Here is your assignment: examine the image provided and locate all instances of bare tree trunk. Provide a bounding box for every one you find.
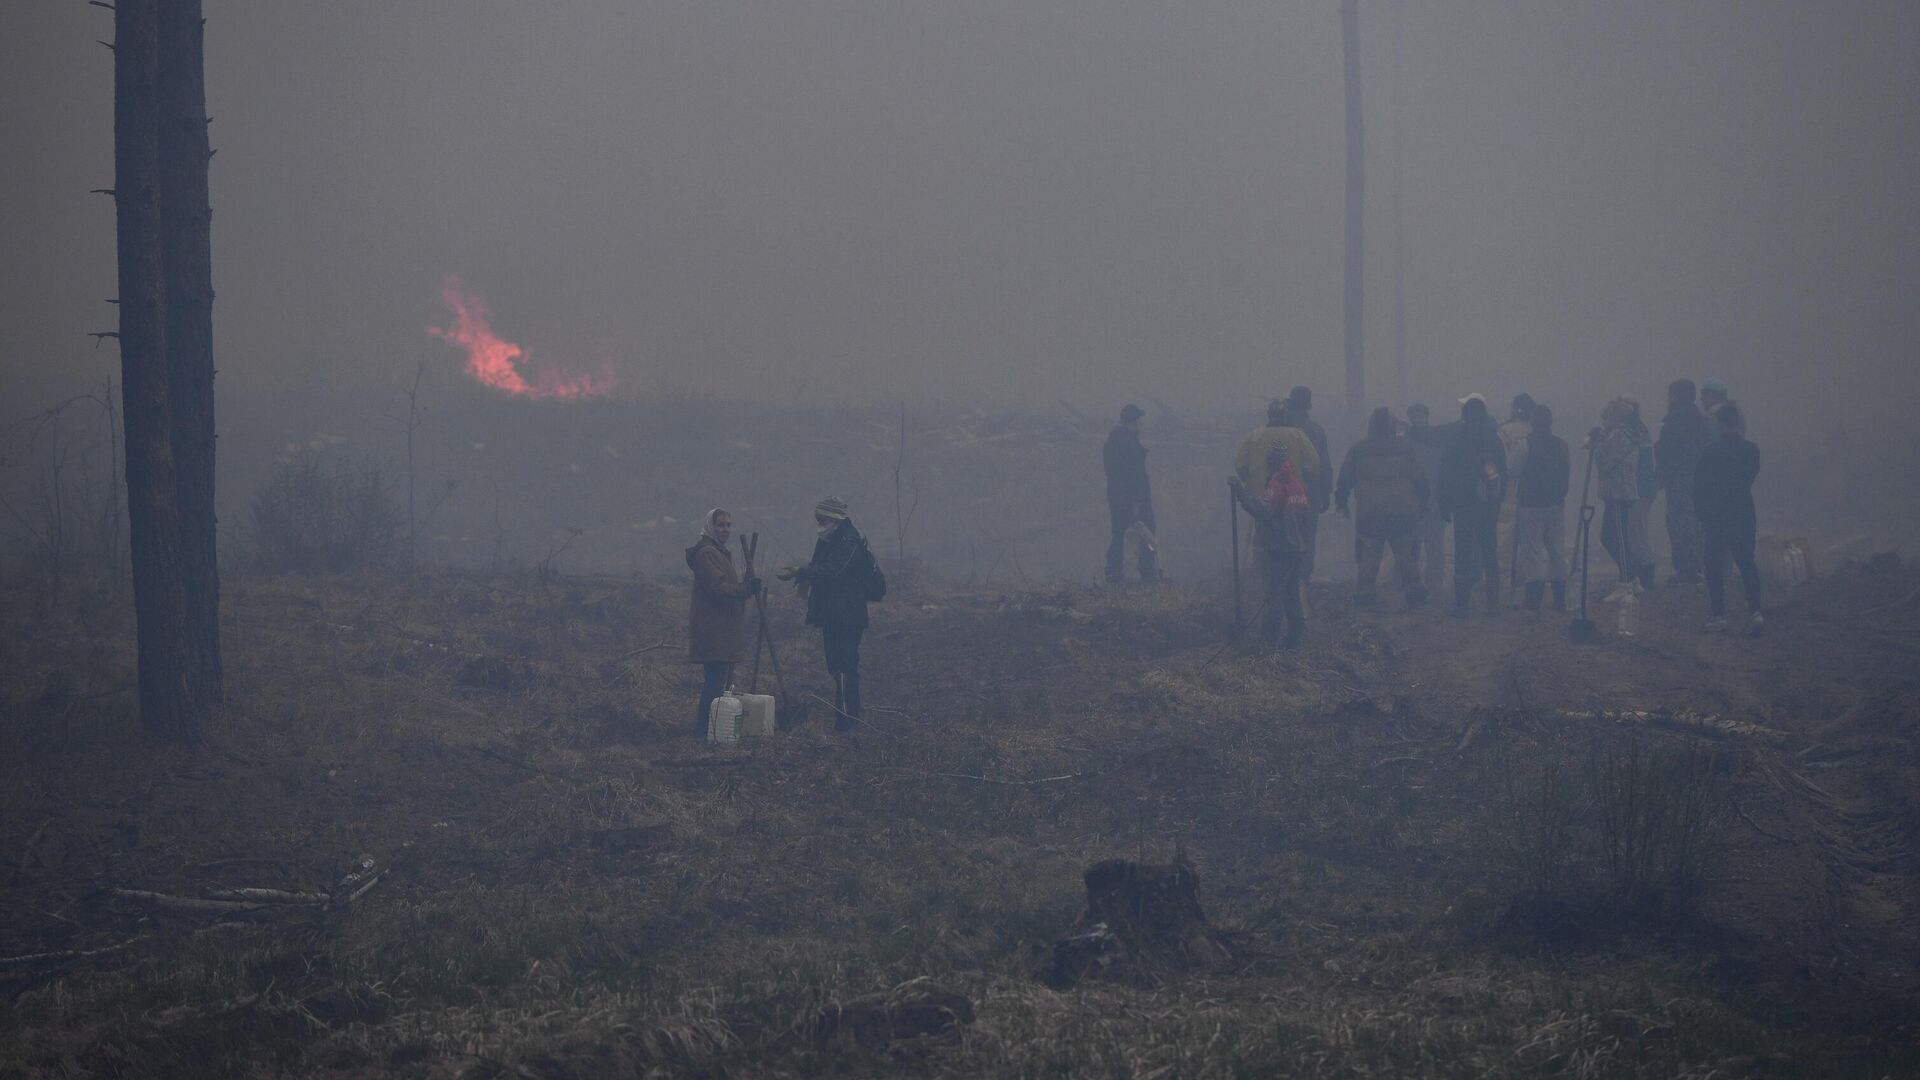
[1387,0,1408,407]
[1341,0,1366,433]
[115,0,197,740]
[157,0,222,707]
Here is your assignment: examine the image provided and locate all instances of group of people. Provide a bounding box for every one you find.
[685,496,879,736]
[1105,377,1767,650]
[677,380,1765,736]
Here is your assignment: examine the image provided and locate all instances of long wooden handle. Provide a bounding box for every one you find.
[1229,482,1243,629]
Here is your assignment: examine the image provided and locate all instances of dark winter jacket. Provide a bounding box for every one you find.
[1407,421,1452,504]
[1291,414,1334,513]
[1437,419,1507,519]
[1514,431,1571,508]
[1693,434,1760,534]
[686,536,751,663]
[1655,403,1712,492]
[1103,425,1152,514]
[1335,434,1429,538]
[796,521,874,631]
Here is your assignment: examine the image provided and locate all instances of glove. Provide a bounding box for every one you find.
[775,565,798,581]
[744,576,763,596]
[1227,475,1246,494]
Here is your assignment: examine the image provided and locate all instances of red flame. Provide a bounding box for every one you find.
[429,279,615,400]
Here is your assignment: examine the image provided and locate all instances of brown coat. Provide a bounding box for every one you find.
[686,536,750,663]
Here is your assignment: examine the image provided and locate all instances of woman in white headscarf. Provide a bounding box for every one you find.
[685,508,760,736]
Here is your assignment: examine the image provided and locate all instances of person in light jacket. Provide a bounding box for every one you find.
[686,508,760,736]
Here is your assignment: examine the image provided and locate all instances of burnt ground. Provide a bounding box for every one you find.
[2,555,1918,1077]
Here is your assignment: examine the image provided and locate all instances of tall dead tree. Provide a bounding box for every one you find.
[1387,0,1408,407]
[158,0,222,704]
[113,0,198,739]
[1341,0,1366,434]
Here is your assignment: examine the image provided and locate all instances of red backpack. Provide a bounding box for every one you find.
[1263,460,1310,512]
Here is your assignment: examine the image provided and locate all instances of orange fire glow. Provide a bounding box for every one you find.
[428,279,615,400]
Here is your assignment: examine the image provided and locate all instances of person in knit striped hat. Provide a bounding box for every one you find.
[778,496,880,728]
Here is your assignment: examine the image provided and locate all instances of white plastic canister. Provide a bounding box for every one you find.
[736,693,776,737]
[707,690,743,744]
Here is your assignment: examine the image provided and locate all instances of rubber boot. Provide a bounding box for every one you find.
[1523,581,1545,612]
[1551,581,1567,611]
[832,674,851,732]
[844,671,862,722]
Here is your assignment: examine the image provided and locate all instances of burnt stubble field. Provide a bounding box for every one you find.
[3,534,1918,1077]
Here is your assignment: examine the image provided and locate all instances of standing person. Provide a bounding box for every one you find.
[1700,378,1745,435]
[778,497,876,728]
[1496,393,1535,574]
[1229,442,1310,647]
[1627,399,1659,586]
[1592,397,1655,595]
[686,509,760,736]
[1406,403,1450,595]
[1510,406,1571,611]
[1281,386,1333,587]
[1235,398,1322,493]
[1656,379,1712,585]
[1694,406,1764,635]
[1335,407,1430,609]
[1438,394,1508,616]
[1103,404,1159,584]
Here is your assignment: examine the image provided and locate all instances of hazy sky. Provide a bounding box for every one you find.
[3,1,1916,416]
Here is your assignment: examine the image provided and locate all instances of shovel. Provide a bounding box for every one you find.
[1568,443,1599,644]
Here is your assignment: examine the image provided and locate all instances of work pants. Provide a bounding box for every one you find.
[1418,511,1447,592]
[696,661,733,737]
[1496,494,1519,583]
[1355,530,1423,602]
[1298,509,1322,583]
[1514,504,1568,584]
[1600,498,1650,580]
[1664,488,1703,579]
[1630,497,1656,577]
[1452,506,1500,593]
[1703,522,1762,617]
[1261,549,1305,647]
[823,625,864,720]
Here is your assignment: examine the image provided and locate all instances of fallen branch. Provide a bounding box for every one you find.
[340,868,387,905]
[805,693,890,734]
[1730,797,1797,846]
[191,856,289,874]
[0,939,140,969]
[110,889,268,915]
[618,639,677,660]
[204,888,329,905]
[1552,708,1788,746]
[18,817,51,871]
[928,771,1087,786]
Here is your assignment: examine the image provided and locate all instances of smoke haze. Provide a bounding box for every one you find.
[4,2,1915,416]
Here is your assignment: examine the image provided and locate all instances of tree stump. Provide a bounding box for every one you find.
[1049,854,1229,987]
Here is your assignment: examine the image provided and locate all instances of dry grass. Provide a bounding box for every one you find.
[2,563,1917,1077]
